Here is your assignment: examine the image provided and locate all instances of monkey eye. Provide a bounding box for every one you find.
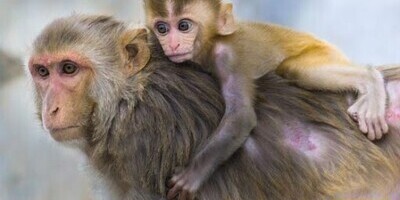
[61,61,78,75]
[155,22,169,35]
[178,19,193,32]
[34,65,49,77]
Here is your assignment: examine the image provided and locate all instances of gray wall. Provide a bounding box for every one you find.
[0,0,399,199]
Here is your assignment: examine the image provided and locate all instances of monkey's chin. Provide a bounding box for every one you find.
[49,126,85,142]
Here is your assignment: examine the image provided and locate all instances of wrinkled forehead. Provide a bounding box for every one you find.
[29,51,92,68]
[145,0,219,18]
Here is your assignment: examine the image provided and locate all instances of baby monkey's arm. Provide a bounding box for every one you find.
[276,45,388,140]
[167,44,257,200]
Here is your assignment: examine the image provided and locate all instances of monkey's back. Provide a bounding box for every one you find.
[197,69,399,199]
[98,56,400,199]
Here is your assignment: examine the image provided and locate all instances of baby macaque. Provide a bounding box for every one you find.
[144,0,388,199]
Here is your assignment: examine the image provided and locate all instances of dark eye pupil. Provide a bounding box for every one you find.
[179,23,189,30]
[37,66,49,77]
[39,68,46,74]
[179,21,190,31]
[63,63,76,74]
[157,24,167,34]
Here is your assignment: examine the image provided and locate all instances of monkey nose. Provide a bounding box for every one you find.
[170,43,180,51]
[42,106,61,130]
[50,107,60,116]
[47,107,60,117]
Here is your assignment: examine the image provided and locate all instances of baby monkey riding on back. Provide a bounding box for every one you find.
[144,0,388,199]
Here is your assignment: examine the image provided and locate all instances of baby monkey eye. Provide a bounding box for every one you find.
[35,65,49,77]
[61,61,78,75]
[155,22,169,35]
[178,19,192,32]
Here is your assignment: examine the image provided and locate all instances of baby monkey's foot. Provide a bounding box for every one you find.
[348,94,388,140]
[167,165,208,200]
[347,70,388,140]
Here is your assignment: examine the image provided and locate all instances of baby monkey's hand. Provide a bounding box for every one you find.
[348,68,388,140]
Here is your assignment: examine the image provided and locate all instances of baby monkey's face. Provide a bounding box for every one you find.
[151,16,199,63]
[145,0,221,63]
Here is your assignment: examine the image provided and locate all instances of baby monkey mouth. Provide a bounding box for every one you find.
[167,52,193,63]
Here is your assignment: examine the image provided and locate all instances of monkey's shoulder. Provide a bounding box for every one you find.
[225,21,333,62]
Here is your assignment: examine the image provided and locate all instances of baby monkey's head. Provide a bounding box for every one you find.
[144,0,236,63]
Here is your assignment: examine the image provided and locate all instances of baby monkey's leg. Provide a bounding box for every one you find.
[167,44,257,200]
[276,48,387,141]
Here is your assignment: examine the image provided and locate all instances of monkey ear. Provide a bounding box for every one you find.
[120,28,151,76]
[217,3,238,36]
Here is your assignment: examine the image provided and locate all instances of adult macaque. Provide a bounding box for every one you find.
[28,15,400,200]
[143,0,389,196]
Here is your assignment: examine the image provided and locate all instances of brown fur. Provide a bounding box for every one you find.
[143,0,220,17]
[144,3,389,196]
[29,15,400,200]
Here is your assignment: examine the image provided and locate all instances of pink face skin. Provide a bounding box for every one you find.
[28,52,93,142]
[152,18,199,63]
[150,3,202,63]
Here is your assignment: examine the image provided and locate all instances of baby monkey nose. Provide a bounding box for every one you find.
[170,43,180,51]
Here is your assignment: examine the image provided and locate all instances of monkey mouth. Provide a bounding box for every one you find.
[49,126,83,142]
[167,52,193,63]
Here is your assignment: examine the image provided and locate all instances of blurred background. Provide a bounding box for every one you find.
[0,0,399,199]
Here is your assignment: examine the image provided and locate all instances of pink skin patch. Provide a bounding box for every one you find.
[386,109,400,123]
[282,121,328,160]
[286,126,317,151]
[385,80,400,131]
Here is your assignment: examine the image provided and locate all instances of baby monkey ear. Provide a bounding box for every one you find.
[120,28,151,76]
[217,3,238,35]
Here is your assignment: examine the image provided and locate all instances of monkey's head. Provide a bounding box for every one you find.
[28,15,150,143]
[144,0,237,63]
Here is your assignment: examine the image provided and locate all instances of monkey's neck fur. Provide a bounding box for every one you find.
[84,38,223,196]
